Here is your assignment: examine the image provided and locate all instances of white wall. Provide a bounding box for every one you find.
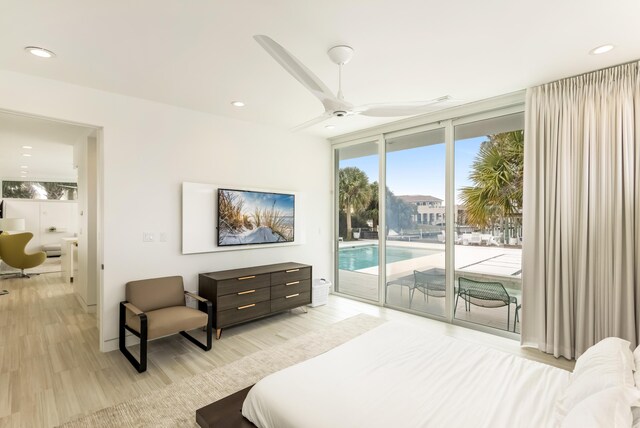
[0,70,332,352]
[3,199,78,251]
[73,134,98,310]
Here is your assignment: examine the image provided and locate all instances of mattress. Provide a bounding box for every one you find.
[242,321,570,428]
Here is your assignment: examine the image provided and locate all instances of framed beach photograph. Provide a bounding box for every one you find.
[217,188,295,247]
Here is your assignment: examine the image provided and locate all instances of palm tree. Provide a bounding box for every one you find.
[339,167,372,240]
[459,131,524,236]
[363,181,379,230]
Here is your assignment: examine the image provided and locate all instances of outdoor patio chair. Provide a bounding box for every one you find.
[455,276,518,331]
[413,269,446,304]
[470,232,482,245]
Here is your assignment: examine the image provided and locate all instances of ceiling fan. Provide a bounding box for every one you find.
[254,35,457,131]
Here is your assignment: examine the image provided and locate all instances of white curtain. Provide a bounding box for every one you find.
[522,61,640,359]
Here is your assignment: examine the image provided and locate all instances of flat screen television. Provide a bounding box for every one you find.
[217,188,295,247]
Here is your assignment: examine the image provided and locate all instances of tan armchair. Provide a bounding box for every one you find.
[0,232,46,278]
[119,276,213,373]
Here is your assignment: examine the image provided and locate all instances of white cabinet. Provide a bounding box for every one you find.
[4,200,78,252]
[61,238,78,283]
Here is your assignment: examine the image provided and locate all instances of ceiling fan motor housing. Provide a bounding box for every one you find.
[333,110,348,117]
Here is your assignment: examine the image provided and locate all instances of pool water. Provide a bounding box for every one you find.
[339,245,442,271]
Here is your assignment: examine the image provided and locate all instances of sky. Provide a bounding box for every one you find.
[339,136,486,204]
[224,190,294,216]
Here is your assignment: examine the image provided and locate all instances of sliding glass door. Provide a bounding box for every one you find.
[453,113,524,333]
[384,127,447,316]
[332,104,524,337]
[335,140,379,301]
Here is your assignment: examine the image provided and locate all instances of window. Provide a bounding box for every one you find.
[333,102,525,338]
[1,180,78,200]
[454,113,524,333]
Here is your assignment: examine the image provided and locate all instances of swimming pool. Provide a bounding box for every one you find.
[338,245,442,271]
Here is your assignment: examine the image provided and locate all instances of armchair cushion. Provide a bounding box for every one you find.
[127,306,208,339]
[126,276,186,312]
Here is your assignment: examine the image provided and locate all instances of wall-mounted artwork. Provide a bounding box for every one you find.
[217,189,294,246]
[182,182,303,254]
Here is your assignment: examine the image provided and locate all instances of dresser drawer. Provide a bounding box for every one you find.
[271,267,311,285]
[218,287,270,311]
[271,279,310,299]
[271,291,311,312]
[217,300,270,327]
[217,273,270,296]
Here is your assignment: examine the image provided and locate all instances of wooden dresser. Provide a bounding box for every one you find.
[198,262,311,339]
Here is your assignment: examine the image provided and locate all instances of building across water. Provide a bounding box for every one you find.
[397,194,467,226]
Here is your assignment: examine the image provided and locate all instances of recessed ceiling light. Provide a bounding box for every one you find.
[231,101,245,107]
[24,46,56,58]
[20,165,28,169]
[590,44,614,55]
[325,125,336,129]
[22,145,32,149]
[22,153,32,157]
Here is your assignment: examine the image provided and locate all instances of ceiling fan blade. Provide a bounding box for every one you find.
[290,112,333,132]
[354,96,459,117]
[254,35,347,111]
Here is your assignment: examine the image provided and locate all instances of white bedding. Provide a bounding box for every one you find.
[242,321,570,428]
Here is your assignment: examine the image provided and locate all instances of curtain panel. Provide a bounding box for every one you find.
[522,61,640,359]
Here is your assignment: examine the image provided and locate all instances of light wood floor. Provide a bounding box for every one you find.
[0,273,573,427]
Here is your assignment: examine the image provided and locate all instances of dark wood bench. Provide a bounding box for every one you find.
[196,386,257,428]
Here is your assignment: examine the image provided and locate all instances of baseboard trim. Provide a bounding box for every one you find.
[74,292,97,314]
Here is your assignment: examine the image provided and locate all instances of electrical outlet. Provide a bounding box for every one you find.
[143,232,155,242]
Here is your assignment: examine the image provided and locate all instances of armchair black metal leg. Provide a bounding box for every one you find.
[507,305,510,332]
[180,300,213,351]
[119,301,148,373]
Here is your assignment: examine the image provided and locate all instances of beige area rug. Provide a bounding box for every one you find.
[0,256,62,275]
[59,313,385,428]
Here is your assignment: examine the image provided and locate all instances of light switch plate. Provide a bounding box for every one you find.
[143,232,155,242]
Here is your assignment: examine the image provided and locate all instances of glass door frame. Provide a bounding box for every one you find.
[331,100,525,340]
[333,136,385,304]
[381,122,450,319]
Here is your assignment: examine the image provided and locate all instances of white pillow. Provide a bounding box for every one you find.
[633,344,640,386]
[557,337,635,419]
[573,337,635,380]
[632,345,640,428]
[562,386,640,428]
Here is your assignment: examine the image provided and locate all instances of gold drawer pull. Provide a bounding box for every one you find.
[238,289,256,295]
[285,281,300,286]
[285,269,299,273]
[237,275,256,281]
[285,293,300,299]
[237,304,256,310]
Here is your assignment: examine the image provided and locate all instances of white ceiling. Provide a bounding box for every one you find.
[0,112,92,181]
[1,0,639,138]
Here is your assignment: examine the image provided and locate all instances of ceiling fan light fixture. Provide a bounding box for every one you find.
[327,45,354,65]
[231,101,245,107]
[24,46,56,58]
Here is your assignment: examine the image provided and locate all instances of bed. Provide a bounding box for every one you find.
[241,321,571,428]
